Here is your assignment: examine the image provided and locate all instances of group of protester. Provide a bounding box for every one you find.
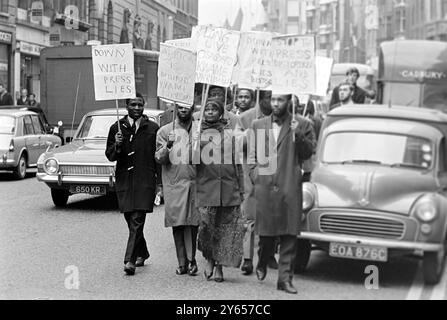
[105,67,368,295]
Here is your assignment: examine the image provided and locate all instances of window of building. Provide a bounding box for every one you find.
[443,0,447,19]
[107,1,113,44]
[0,0,8,13]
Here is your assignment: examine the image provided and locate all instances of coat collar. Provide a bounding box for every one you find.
[119,115,150,131]
[268,113,291,147]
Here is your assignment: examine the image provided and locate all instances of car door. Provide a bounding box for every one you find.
[23,115,40,165]
[32,114,60,152]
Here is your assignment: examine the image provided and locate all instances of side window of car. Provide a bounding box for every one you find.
[23,116,35,135]
[440,138,446,173]
[31,115,45,134]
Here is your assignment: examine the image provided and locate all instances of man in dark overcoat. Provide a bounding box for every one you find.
[106,93,161,275]
[249,93,315,294]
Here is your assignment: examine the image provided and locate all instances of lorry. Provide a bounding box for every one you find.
[40,45,167,141]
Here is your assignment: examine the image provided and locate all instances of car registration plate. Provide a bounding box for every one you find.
[329,243,388,262]
[69,185,106,195]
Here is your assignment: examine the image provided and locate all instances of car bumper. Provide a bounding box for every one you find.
[36,172,115,186]
[298,232,443,252]
[0,158,17,169]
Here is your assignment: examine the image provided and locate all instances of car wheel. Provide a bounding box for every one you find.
[13,154,27,180]
[51,189,70,207]
[423,236,447,285]
[294,239,312,274]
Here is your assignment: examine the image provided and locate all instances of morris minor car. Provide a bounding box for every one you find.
[297,105,447,284]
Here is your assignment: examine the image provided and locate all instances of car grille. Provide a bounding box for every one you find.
[319,214,405,240]
[59,165,114,176]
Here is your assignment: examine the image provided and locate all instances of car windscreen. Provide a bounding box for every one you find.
[76,115,118,139]
[322,132,434,170]
[382,83,422,107]
[0,116,15,134]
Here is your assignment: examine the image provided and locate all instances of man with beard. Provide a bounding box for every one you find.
[329,67,368,108]
[249,94,315,294]
[106,93,161,276]
[330,81,354,110]
[156,105,200,276]
[234,90,278,276]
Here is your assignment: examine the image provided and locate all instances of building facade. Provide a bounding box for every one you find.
[0,0,198,103]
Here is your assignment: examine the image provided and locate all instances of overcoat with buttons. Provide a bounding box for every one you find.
[106,115,161,213]
[248,113,315,236]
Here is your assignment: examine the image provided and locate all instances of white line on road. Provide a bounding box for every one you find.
[429,263,447,300]
[406,262,424,300]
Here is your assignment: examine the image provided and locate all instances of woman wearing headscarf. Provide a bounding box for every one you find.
[193,97,245,283]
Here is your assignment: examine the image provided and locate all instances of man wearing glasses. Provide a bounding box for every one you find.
[106,93,162,276]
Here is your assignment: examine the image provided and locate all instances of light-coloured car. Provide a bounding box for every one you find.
[37,108,164,207]
[0,109,62,179]
[297,105,447,284]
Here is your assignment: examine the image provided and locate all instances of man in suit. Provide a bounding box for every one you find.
[0,83,14,106]
[106,93,161,276]
[329,67,367,108]
[17,89,29,106]
[249,93,315,294]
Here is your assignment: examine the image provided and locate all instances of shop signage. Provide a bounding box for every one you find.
[0,32,12,44]
[19,42,44,56]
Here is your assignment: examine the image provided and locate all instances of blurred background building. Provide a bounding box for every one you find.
[0,0,198,104]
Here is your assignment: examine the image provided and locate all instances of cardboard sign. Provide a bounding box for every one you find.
[271,35,316,95]
[92,43,136,101]
[236,32,273,90]
[165,38,195,52]
[315,56,334,97]
[157,43,197,106]
[195,26,240,87]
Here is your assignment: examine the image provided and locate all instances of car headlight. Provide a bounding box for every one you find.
[414,197,438,222]
[302,183,316,212]
[44,158,59,175]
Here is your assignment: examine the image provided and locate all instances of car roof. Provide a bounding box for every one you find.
[0,109,37,117]
[327,105,447,124]
[84,108,165,117]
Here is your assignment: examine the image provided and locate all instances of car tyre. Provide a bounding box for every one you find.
[294,239,312,274]
[51,188,69,207]
[423,236,447,285]
[13,154,27,180]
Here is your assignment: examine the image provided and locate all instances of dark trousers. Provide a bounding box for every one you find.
[258,235,297,283]
[124,211,150,264]
[172,226,198,267]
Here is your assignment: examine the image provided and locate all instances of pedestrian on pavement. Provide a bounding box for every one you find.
[27,93,41,109]
[329,67,367,108]
[194,97,245,283]
[156,104,200,276]
[105,93,161,276]
[17,88,29,106]
[330,81,355,110]
[0,83,14,106]
[249,93,315,294]
[234,89,278,276]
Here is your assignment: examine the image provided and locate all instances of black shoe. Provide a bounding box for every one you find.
[124,262,136,275]
[135,257,147,267]
[187,260,198,276]
[277,281,298,294]
[256,265,267,281]
[268,256,278,270]
[214,265,224,283]
[176,266,188,275]
[241,259,254,275]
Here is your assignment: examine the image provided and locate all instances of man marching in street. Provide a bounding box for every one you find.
[106,93,161,276]
[248,93,315,294]
[156,104,200,276]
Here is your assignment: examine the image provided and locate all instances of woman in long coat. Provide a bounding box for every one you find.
[194,98,245,283]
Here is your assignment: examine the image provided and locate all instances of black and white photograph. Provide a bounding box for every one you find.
[0,0,447,305]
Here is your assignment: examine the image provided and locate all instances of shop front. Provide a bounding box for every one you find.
[0,31,12,91]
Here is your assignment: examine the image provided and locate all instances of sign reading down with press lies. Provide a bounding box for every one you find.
[157,43,197,106]
[92,43,136,101]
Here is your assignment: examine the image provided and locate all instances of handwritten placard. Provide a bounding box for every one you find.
[195,26,240,87]
[271,35,315,95]
[92,43,136,101]
[236,32,273,90]
[315,56,334,97]
[157,43,197,106]
[165,38,195,52]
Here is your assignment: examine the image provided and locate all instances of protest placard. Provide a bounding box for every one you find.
[236,32,273,90]
[315,56,334,97]
[165,38,194,52]
[271,35,316,95]
[195,26,240,87]
[91,43,136,101]
[157,43,197,106]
